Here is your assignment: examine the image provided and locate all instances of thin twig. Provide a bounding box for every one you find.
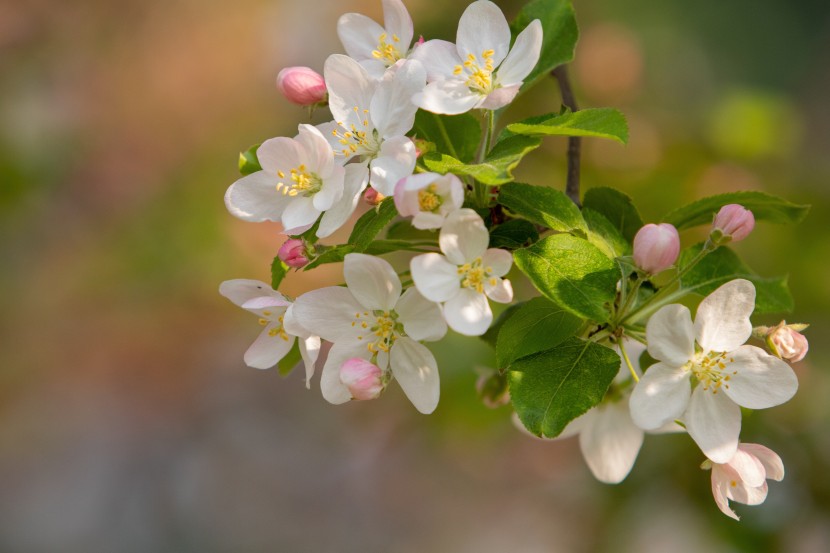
[552,65,581,207]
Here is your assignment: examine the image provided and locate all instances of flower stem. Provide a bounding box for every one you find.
[473,110,496,208]
[618,339,640,382]
[432,112,459,160]
[552,65,581,207]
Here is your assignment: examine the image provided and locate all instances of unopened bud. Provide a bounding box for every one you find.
[632,223,680,274]
[276,66,327,106]
[278,238,309,268]
[711,204,755,245]
[340,358,384,400]
[765,322,809,363]
[363,187,384,206]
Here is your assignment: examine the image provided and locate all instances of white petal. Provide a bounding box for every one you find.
[723,345,798,409]
[412,212,445,230]
[481,248,513,276]
[440,208,489,264]
[629,362,691,430]
[410,253,461,303]
[412,79,482,115]
[243,325,295,369]
[646,304,695,366]
[324,54,376,126]
[312,164,345,212]
[296,124,334,178]
[394,172,437,216]
[219,279,284,309]
[555,410,591,440]
[240,296,290,310]
[299,335,322,389]
[317,163,369,238]
[256,137,302,175]
[496,19,543,86]
[390,337,440,414]
[321,341,370,405]
[281,196,320,235]
[686,385,741,464]
[369,135,417,196]
[224,171,289,222]
[484,277,513,304]
[382,0,413,51]
[292,287,365,342]
[410,39,462,81]
[579,399,645,484]
[337,13,386,61]
[730,481,768,506]
[477,84,521,110]
[740,443,785,481]
[344,253,402,311]
[456,0,511,66]
[371,59,425,137]
[711,466,741,520]
[396,287,447,342]
[726,448,767,488]
[696,279,755,353]
[443,287,492,336]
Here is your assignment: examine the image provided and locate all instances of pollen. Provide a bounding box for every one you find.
[457,256,494,294]
[417,184,442,212]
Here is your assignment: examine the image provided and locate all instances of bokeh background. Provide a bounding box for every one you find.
[2,0,829,551]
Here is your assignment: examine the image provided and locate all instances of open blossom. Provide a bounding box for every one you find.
[411,209,513,336]
[703,443,785,520]
[219,279,321,387]
[411,0,542,114]
[319,54,425,196]
[338,0,415,79]
[224,124,367,238]
[293,253,447,414]
[630,279,798,463]
[394,172,464,229]
[633,223,680,274]
[276,66,327,106]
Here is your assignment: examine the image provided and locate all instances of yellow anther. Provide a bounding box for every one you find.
[258,318,268,326]
[263,311,272,316]
[453,66,463,75]
[277,171,285,178]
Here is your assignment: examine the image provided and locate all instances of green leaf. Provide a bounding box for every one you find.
[270,257,289,290]
[582,187,644,242]
[413,110,481,163]
[481,302,525,349]
[496,297,583,368]
[509,337,620,437]
[422,135,541,185]
[514,234,618,322]
[511,0,578,91]
[679,244,794,314]
[583,208,632,259]
[348,198,398,251]
[277,341,302,377]
[498,182,587,233]
[505,109,629,144]
[386,220,437,241]
[488,219,540,250]
[662,191,810,230]
[238,144,262,175]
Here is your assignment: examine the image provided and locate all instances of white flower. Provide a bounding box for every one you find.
[703,442,785,520]
[411,0,542,114]
[225,124,367,238]
[319,54,425,197]
[219,279,321,387]
[338,0,415,79]
[292,253,447,414]
[393,172,464,229]
[630,279,798,463]
[410,208,513,336]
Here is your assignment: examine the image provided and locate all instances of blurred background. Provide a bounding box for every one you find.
[1,0,829,551]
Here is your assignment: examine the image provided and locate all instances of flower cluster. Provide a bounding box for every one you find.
[220,0,810,522]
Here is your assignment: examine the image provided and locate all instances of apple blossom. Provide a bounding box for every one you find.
[410,209,513,336]
[702,442,785,520]
[225,124,369,238]
[276,66,327,106]
[219,279,321,387]
[292,253,447,414]
[318,54,425,196]
[394,172,464,229]
[338,0,415,79]
[629,279,798,463]
[633,223,680,274]
[340,358,385,400]
[711,204,755,244]
[764,322,809,363]
[278,238,310,269]
[411,0,542,114]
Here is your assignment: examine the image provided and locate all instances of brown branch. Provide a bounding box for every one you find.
[551,65,582,207]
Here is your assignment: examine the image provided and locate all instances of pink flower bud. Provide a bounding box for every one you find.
[767,323,809,363]
[276,66,327,106]
[278,238,309,268]
[712,204,755,244]
[363,187,384,206]
[340,358,384,400]
[633,223,680,274]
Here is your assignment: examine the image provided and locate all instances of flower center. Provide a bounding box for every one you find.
[457,257,496,294]
[258,313,289,341]
[691,351,737,393]
[453,50,496,94]
[371,33,403,65]
[331,107,380,159]
[417,184,442,212]
[352,310,405,354]
[276,165,322,197]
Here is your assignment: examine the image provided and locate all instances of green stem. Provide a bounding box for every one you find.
[618,339,640,382]
[613,276,644,325]
[432,112,459,159]
[472,110,497,208]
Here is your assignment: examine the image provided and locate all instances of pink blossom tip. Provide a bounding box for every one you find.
[276,66,327,106]
[363,187,384,206]
[767,322,809,363]
[340,358,385,400]
[278,238,309,268]
[712,204,755,244]
[633,223,680,274]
